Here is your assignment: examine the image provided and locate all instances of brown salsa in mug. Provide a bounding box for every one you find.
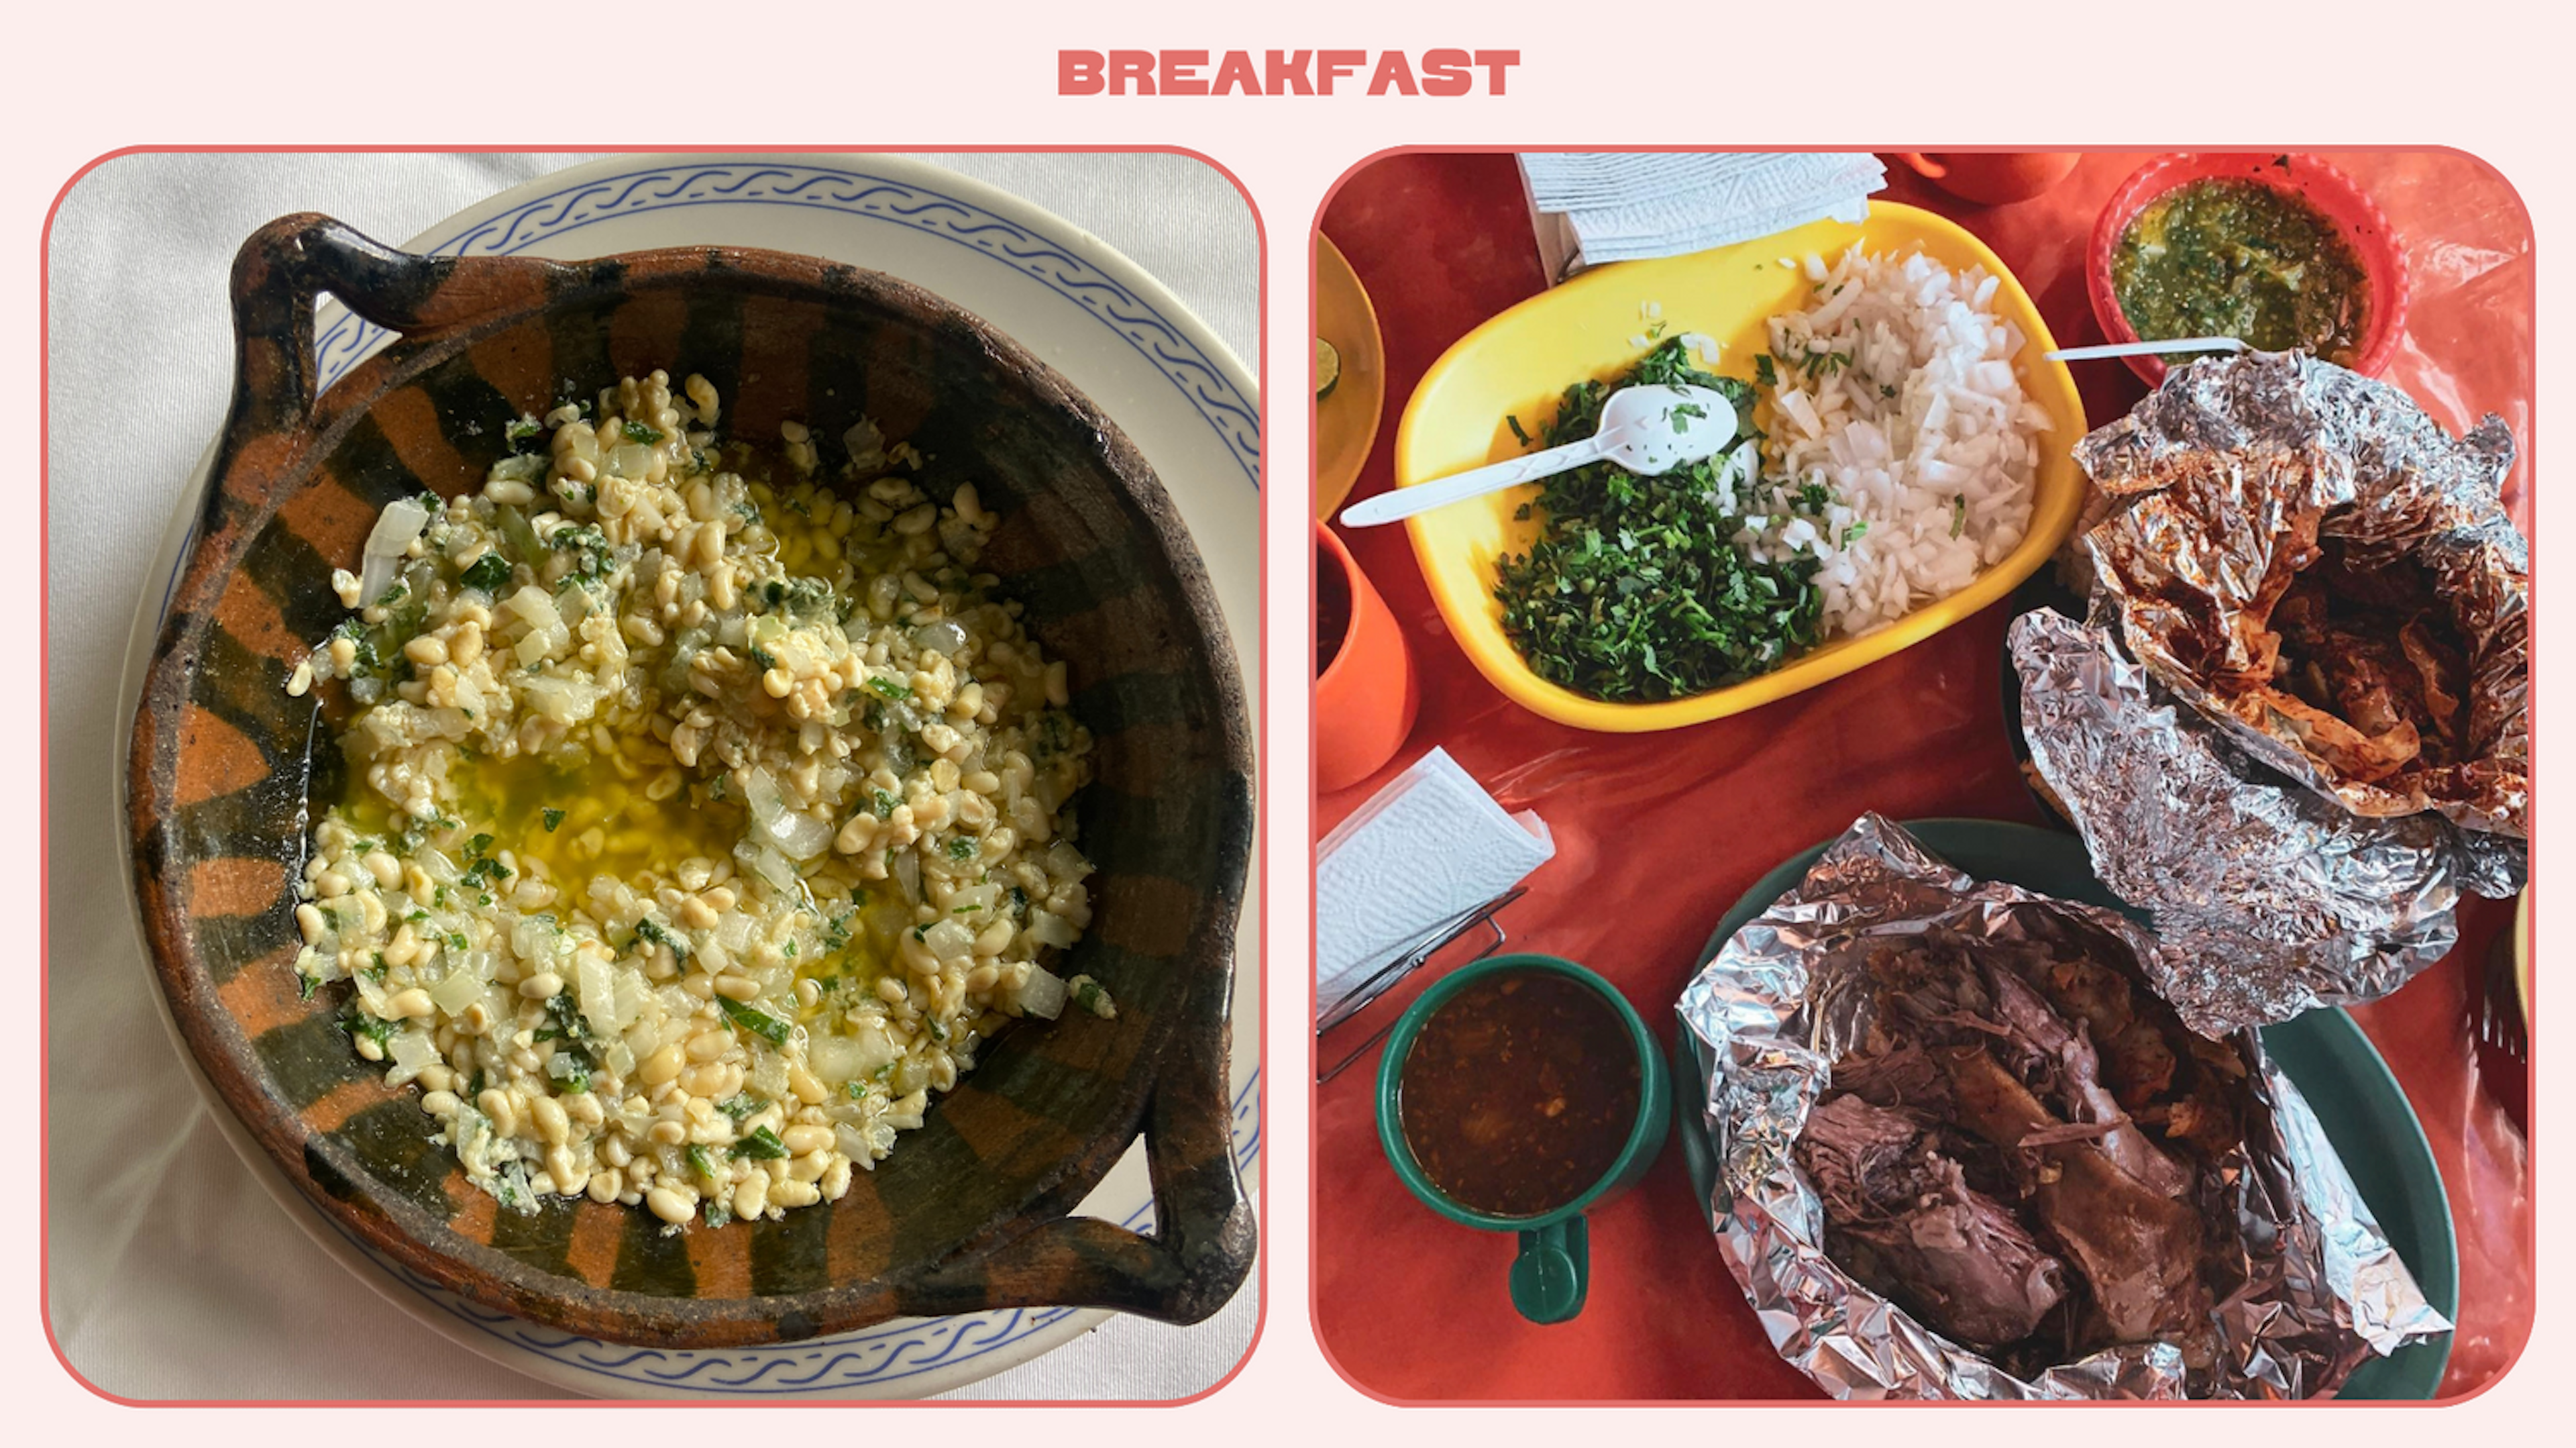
[1395,969,1643,1217]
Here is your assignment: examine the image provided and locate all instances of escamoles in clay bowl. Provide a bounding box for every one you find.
[125,215,1255,1347]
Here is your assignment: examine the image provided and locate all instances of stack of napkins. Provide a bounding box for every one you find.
[1519,152,1888,278]
[1315,749,1554,1023]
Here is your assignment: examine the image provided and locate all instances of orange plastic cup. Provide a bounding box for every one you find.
[1316,519,1418,794]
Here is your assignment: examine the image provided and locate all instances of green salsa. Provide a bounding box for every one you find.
[2111,178,2368,364]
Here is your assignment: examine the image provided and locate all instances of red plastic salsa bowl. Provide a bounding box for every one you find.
[2087,153,2408,387]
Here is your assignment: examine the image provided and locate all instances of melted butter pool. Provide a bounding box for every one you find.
[443,749,745,890]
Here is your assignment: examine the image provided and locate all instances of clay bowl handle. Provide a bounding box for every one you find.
[224,212,566,437]
[916,1005,1256,1323]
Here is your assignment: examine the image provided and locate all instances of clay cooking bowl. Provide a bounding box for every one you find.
[125,215,1256,1347]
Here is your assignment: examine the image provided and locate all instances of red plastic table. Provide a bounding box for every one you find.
[1312,150,2532,1402]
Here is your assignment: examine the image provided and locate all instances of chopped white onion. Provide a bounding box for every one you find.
[922,919,977,962]
[734,839,800,893]
[359,498,431,606]
[912,619,969,658]
[386,1029,441,1086]
[747,770,830,859]
[1044,840,1093,882]
[612,972,649,1037]
[1028,909,1079,950]
[577,953,620,1035]
[843,419,886,473]
[864,899,912,948]
[426,968,485,1015]
[1012,966,1069,1019]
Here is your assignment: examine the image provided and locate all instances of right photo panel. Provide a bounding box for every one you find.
[1310,150,2530,1402]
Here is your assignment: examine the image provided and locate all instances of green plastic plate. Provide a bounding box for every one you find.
[1672,817,2457,1400]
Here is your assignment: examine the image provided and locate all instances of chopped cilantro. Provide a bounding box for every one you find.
[542,807,566,832]
[1491,338,1817,703]
[623,420,664,444]
[865,676,912,701]
[717,996,790,1047]
[547,523,614,584]
[729,1126,789,1161]
[765,576,837,619]
[635,917,690,959]
[339,1004,396,1054]
[946,837,976,861]
[1071,976,1116,1019]
[459,553,513,592]
[533,992,598,1051]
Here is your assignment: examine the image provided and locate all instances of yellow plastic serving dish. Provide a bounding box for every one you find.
[1393,202,2086,733]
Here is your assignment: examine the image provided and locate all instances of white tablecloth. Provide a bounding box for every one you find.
[44,151,1258,1402]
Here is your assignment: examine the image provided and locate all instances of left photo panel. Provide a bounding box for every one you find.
[50,150,1263,1401]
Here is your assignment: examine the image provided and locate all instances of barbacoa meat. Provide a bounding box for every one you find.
[1796,927,2250,1365]
[1801,1094,2070,1350]
[2264,544,2473,782]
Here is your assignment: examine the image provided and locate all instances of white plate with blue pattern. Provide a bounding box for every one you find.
[117,153,1261,1398]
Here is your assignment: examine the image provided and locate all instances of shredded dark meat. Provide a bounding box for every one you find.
[1797,927,2253,1367]
[2096,446,2489,799]
[2258,542,2471,782]
[1802,1094,2070,1350]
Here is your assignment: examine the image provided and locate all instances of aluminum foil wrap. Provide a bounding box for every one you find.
[2012,352,2527,1033]
[1677,815,2449,1401]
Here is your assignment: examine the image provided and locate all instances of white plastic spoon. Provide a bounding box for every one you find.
[2044,335,2249,362]
[1338,383,1739,528]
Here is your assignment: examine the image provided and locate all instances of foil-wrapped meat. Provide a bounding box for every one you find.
[1799,927,2249,1367]
[2071,352,2525,842]
[1682,814,2451,1400]
[2011,353,2525,1033]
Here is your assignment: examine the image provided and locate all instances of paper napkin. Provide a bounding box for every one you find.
[1518,152,1888,278]
[1315,748,1554,1021]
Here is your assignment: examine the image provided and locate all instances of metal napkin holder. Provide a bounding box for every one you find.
[1314,888,1525,1083]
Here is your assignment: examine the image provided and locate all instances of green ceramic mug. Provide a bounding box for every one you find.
[1374,953,1672,1325]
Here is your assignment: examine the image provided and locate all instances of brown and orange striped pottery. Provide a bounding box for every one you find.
[126,214,1256,1347]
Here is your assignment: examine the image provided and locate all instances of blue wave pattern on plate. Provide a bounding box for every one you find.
[327,1076,1262,1394]
[307,163,1260,487]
